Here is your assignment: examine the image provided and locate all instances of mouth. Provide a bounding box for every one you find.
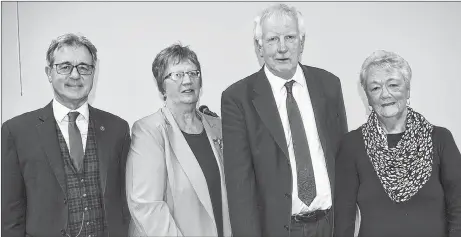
[276,58,290,63]
[65,84,83,88]
[181,89,195,93]
[381,102,396,107]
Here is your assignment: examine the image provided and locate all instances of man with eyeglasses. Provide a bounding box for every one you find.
[2,33,130,237]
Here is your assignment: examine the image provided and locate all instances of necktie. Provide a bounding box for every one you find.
[68,112,84,171]
[285,80,316,206]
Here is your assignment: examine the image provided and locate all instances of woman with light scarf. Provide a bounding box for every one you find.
[334,50,461,237]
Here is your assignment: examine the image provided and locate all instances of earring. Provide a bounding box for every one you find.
[406,99,410,106]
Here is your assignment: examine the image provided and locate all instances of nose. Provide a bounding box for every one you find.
[380,85,392,99]
[69,66,81,79]
[277,38,288,53]
[181,73,192,85]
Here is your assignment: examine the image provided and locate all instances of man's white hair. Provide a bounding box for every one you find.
[253,3,306,46]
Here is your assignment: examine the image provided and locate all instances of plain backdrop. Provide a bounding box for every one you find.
[2,2,461,146]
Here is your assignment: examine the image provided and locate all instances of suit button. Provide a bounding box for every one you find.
[284,193,291,199]
[61,229,66,236]
[284,225,289,231]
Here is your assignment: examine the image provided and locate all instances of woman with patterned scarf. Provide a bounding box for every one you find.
[334,50,461,237]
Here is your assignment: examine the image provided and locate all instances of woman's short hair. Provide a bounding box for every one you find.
[152,43,202,97]
[360,50,412,89]
[46,33,97,67]
[253,3,306,46]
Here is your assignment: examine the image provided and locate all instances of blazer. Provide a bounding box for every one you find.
[126,107,232,237]
[1,101,131,237]
[221,64,348,237]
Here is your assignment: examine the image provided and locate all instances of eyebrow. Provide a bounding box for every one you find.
[368,78,403,86]
[55,61,92,66]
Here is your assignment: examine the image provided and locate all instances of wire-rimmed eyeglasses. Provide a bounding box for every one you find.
[164,70,201,81]
[53,63,95,75]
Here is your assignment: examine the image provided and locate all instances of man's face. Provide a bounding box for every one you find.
[258,15,304,80]
[45,45,95,109]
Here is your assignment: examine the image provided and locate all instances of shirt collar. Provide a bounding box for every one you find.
[265,63,305,94]
[52,98,89,122]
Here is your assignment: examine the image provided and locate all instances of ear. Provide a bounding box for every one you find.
[254,39,263,57]
[45,66,52,82]
[300,35,305,53]
[199,85,203,98]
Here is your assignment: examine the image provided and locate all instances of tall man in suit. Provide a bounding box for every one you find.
[221,4,348,237]
[2,33,131,237]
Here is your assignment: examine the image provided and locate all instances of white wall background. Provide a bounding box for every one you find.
[2,2,461,145]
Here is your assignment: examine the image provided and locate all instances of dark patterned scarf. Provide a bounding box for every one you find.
[362,107,434,203]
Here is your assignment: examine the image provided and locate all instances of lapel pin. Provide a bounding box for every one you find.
[100,126,105,131]
[213,137,223,150]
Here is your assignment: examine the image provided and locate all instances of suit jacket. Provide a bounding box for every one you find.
[221,64,348,237]
[126,107,232,237]
[1,101,131,237]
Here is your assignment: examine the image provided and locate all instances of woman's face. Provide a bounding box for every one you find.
[365,67,410,119]
[163,60,201,106]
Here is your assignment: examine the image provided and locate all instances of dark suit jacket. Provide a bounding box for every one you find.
[1,102,131,237]
[221,64,348,237]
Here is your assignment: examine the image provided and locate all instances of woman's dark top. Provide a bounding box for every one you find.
[182,129,223,237]
[335,126,461,237]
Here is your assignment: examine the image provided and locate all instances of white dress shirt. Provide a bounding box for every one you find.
[265,65,332,214]
[52,99,89,152]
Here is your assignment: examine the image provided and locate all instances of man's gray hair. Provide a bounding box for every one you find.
[360,50,412,89]
[253,3,306,46]
[46,33,98,67]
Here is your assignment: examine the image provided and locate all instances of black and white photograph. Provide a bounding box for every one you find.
[2,2,461,237]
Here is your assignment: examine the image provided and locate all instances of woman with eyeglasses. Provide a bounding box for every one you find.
[125,43,231,237]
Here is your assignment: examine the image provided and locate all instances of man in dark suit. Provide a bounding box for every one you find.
[221,4,348,237]
[2,33,130,237]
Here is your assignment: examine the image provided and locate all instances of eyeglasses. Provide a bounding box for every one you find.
[53,63,95,75]
[164,70,201,81]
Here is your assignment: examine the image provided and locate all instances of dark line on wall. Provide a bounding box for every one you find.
[16,2,23,96]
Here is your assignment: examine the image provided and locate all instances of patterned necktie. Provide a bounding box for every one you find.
[285,80,316,206]
[68,111,84,171]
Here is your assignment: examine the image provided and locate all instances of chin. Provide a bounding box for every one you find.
[62,92,84,100]
[276,64,295,71]
[378,108,405,118]
[180,99,198,105]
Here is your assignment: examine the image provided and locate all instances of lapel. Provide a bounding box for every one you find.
[89,105,110,195]
[36,102,67,193]
[301,65,328,157]
[301,64,334,184]
[161,107,215,225]
[200,113,223,170]
[251,67,289,159]
[201,114,232,236]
